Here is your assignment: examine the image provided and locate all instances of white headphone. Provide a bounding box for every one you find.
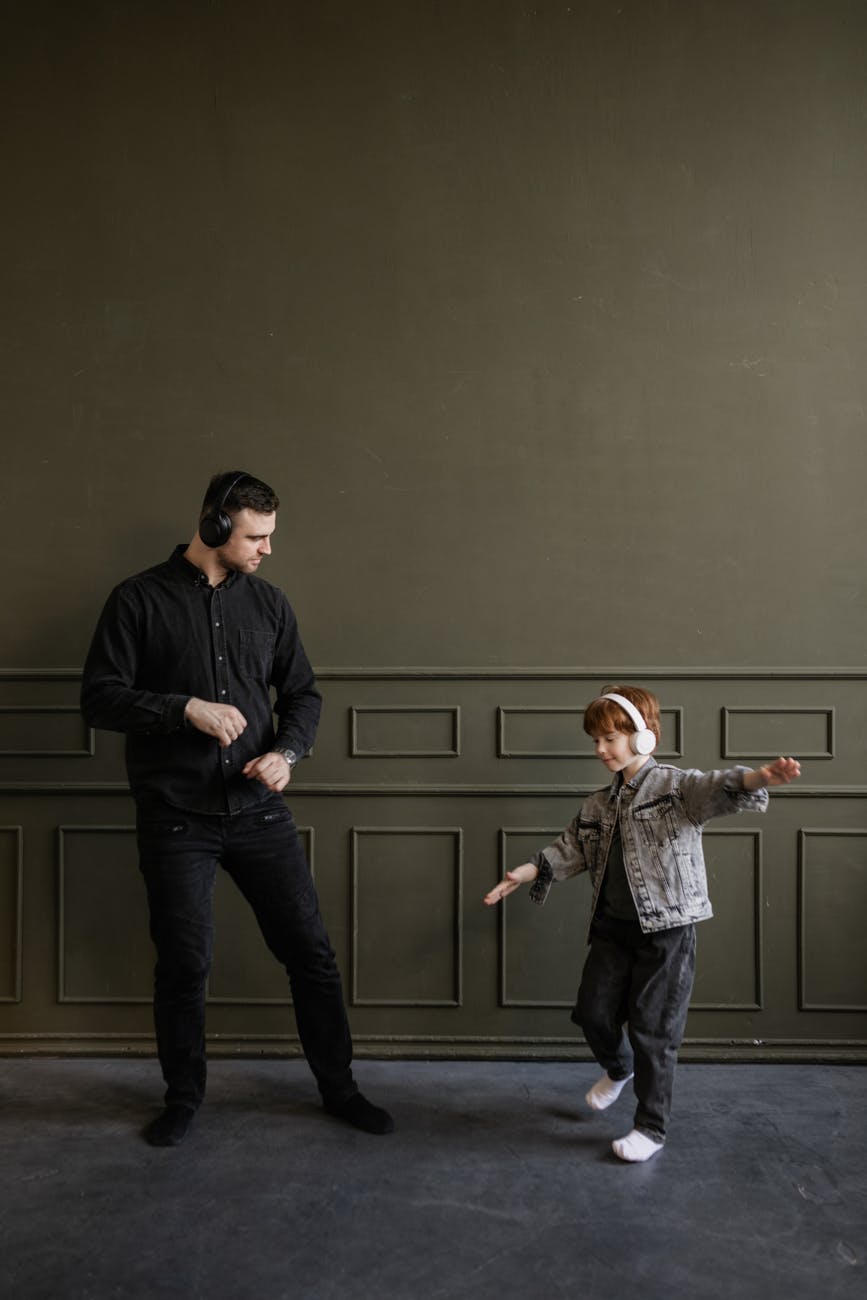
[601,693,657,755]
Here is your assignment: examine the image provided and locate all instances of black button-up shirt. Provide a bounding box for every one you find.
[81,545,322,815]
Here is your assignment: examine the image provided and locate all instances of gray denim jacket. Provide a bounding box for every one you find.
[529,758,769,934]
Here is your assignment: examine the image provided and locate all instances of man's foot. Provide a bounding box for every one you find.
[585,1071,634,1111]
[325,1092,394,1135]
[612,1129,664,1162]
[143,1105,196,1147]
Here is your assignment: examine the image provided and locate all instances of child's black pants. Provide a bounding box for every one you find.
[572,915,696,1141]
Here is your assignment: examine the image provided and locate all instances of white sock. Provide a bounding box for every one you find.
[612,1129,664,1162]
[585,1072,634,1111]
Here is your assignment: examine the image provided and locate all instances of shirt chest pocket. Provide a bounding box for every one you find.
[630,793,682,849]
[239,629,276,679]
[576,818,603,869]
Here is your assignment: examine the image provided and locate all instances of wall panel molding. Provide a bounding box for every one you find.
[0,827,23,1003]
[721,706,835,761]
[4,783,865,799]
[4,667,867,681]
[497,706,684,759]
[497,826,764,1012]
[0,1033,863,1063]
[0,706,94,758]
[691,829,763,1011]
[57,825,149,1004]
[0,668,864,1060]
[798,829,867,1012]
[350,705,461,757]
[316,669,867,680]
[497,827,574,1008]
[351,826,463,1007]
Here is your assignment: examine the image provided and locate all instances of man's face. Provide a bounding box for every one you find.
[217,508,276,574]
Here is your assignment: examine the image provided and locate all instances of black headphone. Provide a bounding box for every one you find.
[198,471,252,548]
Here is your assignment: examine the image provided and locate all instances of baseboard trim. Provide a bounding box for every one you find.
[0,1034,863,1064]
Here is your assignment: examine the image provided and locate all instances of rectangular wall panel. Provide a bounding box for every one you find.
[58,826,152,1003]
[722,707,835,760]
[499,828,590,1007]
[498,707,683,759]
[0,827,23,1002]
[351,827,462,1005]
[799,830,867,1011]
[351,706,460,757]
[0,706,93,757]
[691,830,762,1010]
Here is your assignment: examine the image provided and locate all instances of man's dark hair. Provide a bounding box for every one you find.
[199,471,280,522]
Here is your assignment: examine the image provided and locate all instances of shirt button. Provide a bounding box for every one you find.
[215,621,221,627]
[221,690,227,696]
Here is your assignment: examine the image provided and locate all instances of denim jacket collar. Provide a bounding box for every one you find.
[607,755,658,803]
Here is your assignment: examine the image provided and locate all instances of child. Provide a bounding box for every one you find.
[484,684,800,1162]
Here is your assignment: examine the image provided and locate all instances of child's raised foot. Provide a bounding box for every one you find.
[585,1071,634,1111]
[612,1129,664,1162]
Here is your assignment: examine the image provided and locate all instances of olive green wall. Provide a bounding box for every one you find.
[2,1,865,1059]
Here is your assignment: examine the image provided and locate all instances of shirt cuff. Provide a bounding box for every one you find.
[528,853,554,906]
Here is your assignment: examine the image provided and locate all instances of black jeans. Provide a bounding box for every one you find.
[136,798,357,1111]
[571,915,696,1141]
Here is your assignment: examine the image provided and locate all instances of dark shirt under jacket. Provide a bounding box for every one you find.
[81,545,322,816]
[532,765,649,924]
[593,816,640,922]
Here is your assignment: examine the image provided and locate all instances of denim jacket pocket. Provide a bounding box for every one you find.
[630,794,701,905]
[631,793,680,849]
[576,818,603,874]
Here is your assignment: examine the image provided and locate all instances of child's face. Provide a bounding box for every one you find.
[591,729,648,780]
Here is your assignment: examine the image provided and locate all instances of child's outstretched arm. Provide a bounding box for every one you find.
[742,756,801,791]
[483,862,539,906]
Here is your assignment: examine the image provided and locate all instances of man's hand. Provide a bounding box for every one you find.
[184,698,248,748]
[243,752,293,793]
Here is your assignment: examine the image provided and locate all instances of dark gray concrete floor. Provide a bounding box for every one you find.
[0,1059,864,1299]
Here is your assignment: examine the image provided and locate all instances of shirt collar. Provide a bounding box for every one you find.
[168,544,239,589]
[608,755,657,800]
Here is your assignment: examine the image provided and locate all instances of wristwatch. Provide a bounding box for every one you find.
[274,748,299,769]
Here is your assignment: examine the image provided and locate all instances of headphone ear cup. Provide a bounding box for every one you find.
[632,729,656,756]
[199,511,231,548]
[199,471,251,548]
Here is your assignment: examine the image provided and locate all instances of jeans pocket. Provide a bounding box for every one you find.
[255,806,292,829]
[136,819,189,852]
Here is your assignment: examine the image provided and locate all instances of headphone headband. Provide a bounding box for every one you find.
[600,693,657,756]
[212,471,250,514]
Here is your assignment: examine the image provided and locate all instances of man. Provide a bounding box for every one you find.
[81,470,393,1146]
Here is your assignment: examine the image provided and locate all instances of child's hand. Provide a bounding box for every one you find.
[757,756,801,787]
[483,862,539,906]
